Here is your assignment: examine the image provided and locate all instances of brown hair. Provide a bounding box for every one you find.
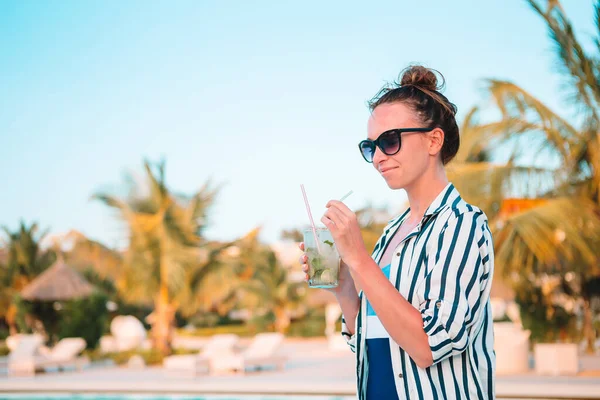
[368,65,460,164]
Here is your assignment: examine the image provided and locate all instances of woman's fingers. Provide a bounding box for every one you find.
[297,242,309,282]
[324,205,347,226]
[326,200,354,217]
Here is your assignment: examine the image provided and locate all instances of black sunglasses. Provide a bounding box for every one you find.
[358,127,435,163]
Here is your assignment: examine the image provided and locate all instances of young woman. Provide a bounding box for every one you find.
[300,65,496,399]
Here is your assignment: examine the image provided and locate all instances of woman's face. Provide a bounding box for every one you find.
[366,102,433,190]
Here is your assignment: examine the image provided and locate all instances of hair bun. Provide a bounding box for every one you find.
[400,65,444,92]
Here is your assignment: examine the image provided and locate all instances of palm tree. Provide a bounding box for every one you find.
[236,228,306,333]
[93,160,229,355]
[449,0,600,352]
[0,221,56,334]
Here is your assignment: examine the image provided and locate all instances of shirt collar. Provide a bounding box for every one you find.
[424,182,459,217]
[382,183,460,232]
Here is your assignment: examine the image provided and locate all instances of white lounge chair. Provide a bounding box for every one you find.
[9,337,89,376]
[163,333,240,376]
[222,332,287,374]
[7,334,44,376]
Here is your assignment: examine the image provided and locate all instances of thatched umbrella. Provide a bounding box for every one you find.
[21,258,95,301]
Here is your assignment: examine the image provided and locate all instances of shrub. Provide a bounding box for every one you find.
[176,324,255,337]
[58,291,109,349]
[515,284,579,344]
[288,308,327,338]
[87,347,197,366]
[0,343,9,356]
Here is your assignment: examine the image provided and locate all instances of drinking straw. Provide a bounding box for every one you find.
[339,190,353,202]
[300,184,322,254]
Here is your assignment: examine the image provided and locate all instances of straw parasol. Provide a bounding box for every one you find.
[21,258,95,301]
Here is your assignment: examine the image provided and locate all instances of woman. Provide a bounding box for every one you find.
[300,65,495,399]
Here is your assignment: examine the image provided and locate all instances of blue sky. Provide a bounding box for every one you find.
[0,1,594,248]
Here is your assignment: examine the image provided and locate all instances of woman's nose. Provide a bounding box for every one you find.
[372,146,387,166]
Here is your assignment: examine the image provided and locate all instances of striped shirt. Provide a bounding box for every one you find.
[342,183,496,399]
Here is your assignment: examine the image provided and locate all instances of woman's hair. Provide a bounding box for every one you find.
[368,65,459,165]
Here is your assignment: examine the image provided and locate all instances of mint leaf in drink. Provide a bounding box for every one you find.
[324,240,334,247]
[310,256,323,278]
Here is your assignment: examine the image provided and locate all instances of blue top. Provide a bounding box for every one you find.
[365,264,399,400]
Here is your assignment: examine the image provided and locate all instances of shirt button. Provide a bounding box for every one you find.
[398,373,403,378]
[396,252,401,256]
[436,301,442,309]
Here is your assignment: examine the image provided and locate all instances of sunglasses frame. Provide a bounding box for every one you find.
[358,126,435,163]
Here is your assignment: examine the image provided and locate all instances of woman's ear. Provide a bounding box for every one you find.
[428,128,444,157]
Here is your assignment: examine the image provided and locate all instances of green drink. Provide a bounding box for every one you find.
[303,227,340,289]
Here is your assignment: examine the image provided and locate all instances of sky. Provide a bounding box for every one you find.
[0,0,595,249]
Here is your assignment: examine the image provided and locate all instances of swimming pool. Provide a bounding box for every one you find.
[0,395,355,400]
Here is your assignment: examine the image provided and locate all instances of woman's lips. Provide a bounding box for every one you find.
[379,166,398,175]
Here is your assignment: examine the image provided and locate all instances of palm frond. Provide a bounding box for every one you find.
[187,242,236,290]
[589,136,600,201]
[143,159,168,209]
[487,80,581,155]
[495,197,600,278]
[526,0,600,117]
[596,0,600,54]
[455,106,487,163]
[177,258,236,316]
[185,182,220,230]
[92,194,130,213]
[448,161,561,217]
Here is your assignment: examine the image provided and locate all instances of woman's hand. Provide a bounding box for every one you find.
[320,200,369,269]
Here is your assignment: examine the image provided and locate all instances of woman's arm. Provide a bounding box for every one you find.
[322,200,493,369]
[335,266,360,335]
[349,255,433,368]
[320,199,433,367]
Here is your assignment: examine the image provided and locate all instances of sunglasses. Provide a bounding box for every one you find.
[358,127,435,163]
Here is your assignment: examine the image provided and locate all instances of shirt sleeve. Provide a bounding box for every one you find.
[341,315,357,353]
[418,210,493,365]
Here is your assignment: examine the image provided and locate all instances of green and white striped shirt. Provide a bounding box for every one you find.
[342,183,496,399]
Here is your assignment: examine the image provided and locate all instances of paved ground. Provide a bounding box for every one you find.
[1,339,599,399]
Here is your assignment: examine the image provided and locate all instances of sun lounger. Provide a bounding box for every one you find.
[163,333,240,376]
[7,334,44,376]
[8,336,88,376]
[220,332,287,374]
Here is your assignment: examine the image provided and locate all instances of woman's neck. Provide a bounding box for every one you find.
[405,163,449,224]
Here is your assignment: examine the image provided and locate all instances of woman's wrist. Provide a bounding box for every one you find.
[335,269,358,297]
[344,252,374,273]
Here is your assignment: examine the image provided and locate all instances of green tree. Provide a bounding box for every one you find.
[93,160,229,355]
[280,229,303,242]
[449,0,600,352]
[0,221,56,334]
[237,229,306,333]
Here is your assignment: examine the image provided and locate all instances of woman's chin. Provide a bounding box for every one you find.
[382,176,406,190]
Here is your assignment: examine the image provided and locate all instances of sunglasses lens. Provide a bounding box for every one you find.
[359,141,375,162]
[379,131,400,155]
